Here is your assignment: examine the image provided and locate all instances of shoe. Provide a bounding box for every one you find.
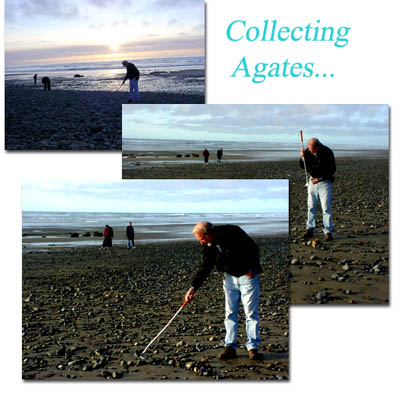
[248,349,263,361]
[324,233,333,241]
[301,229,314,239]
[128,99,133,103]
[218,346,237,360]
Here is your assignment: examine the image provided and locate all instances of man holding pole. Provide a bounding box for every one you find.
[121,60,140,103]
[299,136,336,241]
[185,222,263,361]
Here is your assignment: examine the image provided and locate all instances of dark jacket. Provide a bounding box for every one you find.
[299,144,336,182]
[126,225,135,239]
[191,225,261,291]
[125,63,140,80]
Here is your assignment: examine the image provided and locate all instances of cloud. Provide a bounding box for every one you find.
[6,0,79,21]
[123,104,388,143]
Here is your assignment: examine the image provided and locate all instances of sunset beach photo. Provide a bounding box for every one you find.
[5,0,205,150]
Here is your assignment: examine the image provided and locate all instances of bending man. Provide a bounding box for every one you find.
[300,137,336,241]
[122,60,140,103]
[185,222,263,361]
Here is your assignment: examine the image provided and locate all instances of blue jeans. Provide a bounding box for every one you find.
[307,180,333,234]
[129,78,140,101]
[127,239,135,248]
[223,273,261,351]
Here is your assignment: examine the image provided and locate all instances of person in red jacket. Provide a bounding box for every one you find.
[102,224,114,248]
[202,148,210,166]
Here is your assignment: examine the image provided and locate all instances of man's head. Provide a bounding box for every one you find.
[122,60,129,67]
[128,222,132,226]
[307,138,321,155]
[192,221,216,245]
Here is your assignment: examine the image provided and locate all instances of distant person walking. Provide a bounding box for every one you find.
[203,148,210,166]
[33,74,37,85]
[217,148,223,165]
[42,77,51,91]
[126,221,135,249]
[102,224,114,248]
[122,60,140,103]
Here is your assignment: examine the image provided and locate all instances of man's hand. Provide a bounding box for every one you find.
[300,149,305,157]
[185,287,195,304]
[311,178,320,184]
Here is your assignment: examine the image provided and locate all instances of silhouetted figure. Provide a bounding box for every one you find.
[33,74,37,85]
[122,60,140,103]
[42,77,51,91]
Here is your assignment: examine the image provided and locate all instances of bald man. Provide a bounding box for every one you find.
[300,138,336,241]
[185,222,263,361]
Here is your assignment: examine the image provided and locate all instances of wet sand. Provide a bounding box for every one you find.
[22,237,289,380]
[5,88,204,150]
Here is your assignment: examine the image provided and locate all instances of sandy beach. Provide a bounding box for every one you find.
[5,87,204,150]
[122,156,389,305]
[22,237,289,380]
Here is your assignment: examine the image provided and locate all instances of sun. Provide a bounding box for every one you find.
[109,41,120,51]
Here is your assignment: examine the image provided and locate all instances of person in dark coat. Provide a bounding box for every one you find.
[126,221,135,249]
[122,60,140,103]
[33,74,37,85]
[300,137,336,241]
[42,77,51,91]
[102,224,114,248]
[216,148,223,165]
[185,222,263,361]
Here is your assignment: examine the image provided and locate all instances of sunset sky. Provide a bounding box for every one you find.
[5,0,204,66]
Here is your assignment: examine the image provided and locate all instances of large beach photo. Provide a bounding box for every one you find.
[122,104,389,304]
[22,180,289,380]
[5,0,205,150]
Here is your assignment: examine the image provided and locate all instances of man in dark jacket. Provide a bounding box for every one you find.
[300,137,336,240]
[126,221,135,249]
[122,60,140,103]
[202,148,209,166]
[185,222,263,361]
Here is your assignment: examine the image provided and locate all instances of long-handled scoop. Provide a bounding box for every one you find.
[116,82,124,92]
[139,300,189,360]
[300,130,309,187]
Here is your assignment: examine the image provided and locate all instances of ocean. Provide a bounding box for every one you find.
[5,56,205,93]
[22,211,288,249]
[122,138,389,163]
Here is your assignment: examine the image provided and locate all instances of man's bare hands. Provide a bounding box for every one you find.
[185,287,195,303]
[300,149,305,157]
[311,178,320,184]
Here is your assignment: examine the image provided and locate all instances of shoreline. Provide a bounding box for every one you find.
[22,237,289,380]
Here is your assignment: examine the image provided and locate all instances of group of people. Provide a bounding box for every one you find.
[31,60,140,100]
[101,221,136,249]
[202,148,224,165]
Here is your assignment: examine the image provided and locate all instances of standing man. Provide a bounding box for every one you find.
[185,222,263,361]
[216,148,223,165]
[202,148,209,166]
[121,60,140,103]
[33,74,37,85]
[300,137,336,241]
[126,221,135,249]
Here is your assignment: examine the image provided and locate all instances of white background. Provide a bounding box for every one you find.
[0,0,398,398]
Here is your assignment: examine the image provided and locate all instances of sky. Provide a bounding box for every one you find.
[122,104,389,148]
[5,0,204,66]
[21,180,289,213]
